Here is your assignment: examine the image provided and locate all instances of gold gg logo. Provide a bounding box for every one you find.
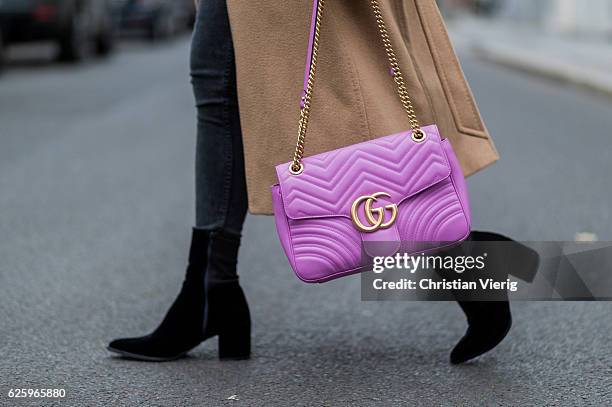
[350,192,398,233]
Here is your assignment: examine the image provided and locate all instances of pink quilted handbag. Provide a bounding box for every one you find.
[272,0,471,283]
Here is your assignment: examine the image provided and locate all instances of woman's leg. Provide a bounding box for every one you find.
[192,0,248,234]
[192,0,250,358]
[107,0,250,361]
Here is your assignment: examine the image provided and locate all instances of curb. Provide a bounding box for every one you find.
[468,42,612,98]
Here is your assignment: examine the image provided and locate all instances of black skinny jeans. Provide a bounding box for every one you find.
[190,0,248,234]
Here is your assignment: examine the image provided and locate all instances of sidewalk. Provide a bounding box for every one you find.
[448,17,612,96]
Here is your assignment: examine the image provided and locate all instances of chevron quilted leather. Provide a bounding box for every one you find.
[272,124,471,283]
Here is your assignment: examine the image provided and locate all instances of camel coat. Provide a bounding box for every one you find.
[225,0,498,214]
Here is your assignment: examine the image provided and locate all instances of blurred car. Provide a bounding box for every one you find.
[472,0,500,15]
[112,0,196,40]
[0,25,4,71]
[0,0,116,62]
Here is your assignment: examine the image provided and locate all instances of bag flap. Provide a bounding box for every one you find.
[275,124,451,220]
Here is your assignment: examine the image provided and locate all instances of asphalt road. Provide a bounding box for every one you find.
[1,34,611,406]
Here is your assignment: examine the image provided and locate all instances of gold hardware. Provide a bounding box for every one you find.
[411,129,427,143]
[290,0,326,175]
[350,192,398,233]
[289,0,424,175]
[369,0,422,133]
[289,162,304,175]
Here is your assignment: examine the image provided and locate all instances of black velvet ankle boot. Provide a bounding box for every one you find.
[449,231,538,364]
[107,228,210,361]
[107,228,251,361]
[450,300,512,365]
[201,229,251,360]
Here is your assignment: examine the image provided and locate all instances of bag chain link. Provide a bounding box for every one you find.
[291,0,424,174]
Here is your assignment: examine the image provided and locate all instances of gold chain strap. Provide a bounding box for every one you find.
[290,0,325,175]
[290,0,425,175]
[369,0,423,134]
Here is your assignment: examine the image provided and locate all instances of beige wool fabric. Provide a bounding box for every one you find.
[226,0,498,214]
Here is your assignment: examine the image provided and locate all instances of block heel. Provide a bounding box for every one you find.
[218,326,251,360]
